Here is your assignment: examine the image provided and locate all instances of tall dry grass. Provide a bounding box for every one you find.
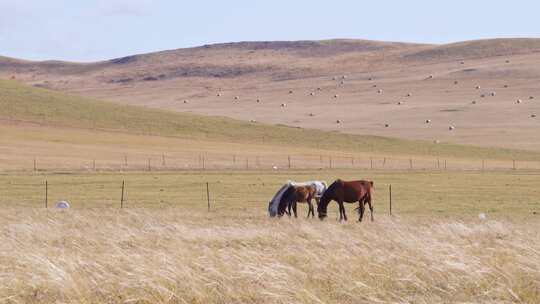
[0,208,538,303]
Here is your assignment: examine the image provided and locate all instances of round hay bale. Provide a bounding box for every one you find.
[377,89,383,94]
[480,94,485,98]
[434,139,441,144]
[317,87,322,91]
[308,113,315,117]
[288,90,293,94]
[490,92,496,96]
[333,94,339,98]
[272,165,278,170]
[428,74,434,79]
[425,119,431,123]
[531,114,537,118]
[460,61,465,65]
[454,80,459,85]
[472,100,477,104]
[234,96,240,100]
[506,60,510,63]
[56,200,70,209]
[475,85,481,89]
[250,119,257,123]
[332,76,337,80]
[406,93,412,97]
[448,125,455,131]
[516,99,522,104]
[478,213,486,220]
[340,81,345,85]
[384,123,390,128]
[183,100,188,103]
[372,84,377,88]
[310,92,315,96]
[217,93,222,97]
[368,77,373,81]
[280,103,286,107]
[336,119,342,124]
[342,75,347,80]
[504,84,509,88]
[529,96,534,100]
[256,98,261,103]
[397,101,403,105]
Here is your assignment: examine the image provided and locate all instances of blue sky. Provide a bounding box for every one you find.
[1,0,539,61]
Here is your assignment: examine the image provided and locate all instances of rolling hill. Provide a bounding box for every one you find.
[1,38,540,152]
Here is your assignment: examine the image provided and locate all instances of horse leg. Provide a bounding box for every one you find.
[358,201,365,222]
[307,199,314,218]
[287,201,292,217]
[368,199,374,222]
[337,202,343,221]
[293,201,298,218]
[342,202,348,221]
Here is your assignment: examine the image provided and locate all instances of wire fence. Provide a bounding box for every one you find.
[4,152,540,173]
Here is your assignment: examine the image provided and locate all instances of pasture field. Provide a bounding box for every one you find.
[1,169,539,303]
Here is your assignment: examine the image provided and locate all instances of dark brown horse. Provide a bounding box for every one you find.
[279,184,318,218]
[317,179,374,221]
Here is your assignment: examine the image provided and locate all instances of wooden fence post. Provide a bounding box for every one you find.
[370,157,373,170]
[45,180,48,208]
[437,158,440,170]
[329,156,333,169]
[409,158,413,170]
[246,158,249,170]
[147,158,151,171]
[482,160,485,171]
[288,156,291,169]
[444,160,447,170]
[383,157,386,168]
[206,182,211,211]
[162,154,166,167]
[93,159,96,171]
[120,180,125,208]
[33,158,37,172]
[389,184,392,216]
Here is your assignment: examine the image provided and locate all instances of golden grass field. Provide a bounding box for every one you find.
[1,170,539,303]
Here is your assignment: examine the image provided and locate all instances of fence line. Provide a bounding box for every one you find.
[10,153,540,173]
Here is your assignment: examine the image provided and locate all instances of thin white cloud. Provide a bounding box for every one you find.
[96,0,153,17]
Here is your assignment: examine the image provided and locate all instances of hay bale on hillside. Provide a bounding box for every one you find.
[504,84,509,88]
[428,75,434,79]
[280,103,286,107]
[406,93,412,97]
[317,87,322,91]
[336,119,342,124]
[217,93,222,97]
[480,94,486,98]
[425,119,431,123]
[183,100,188,103]
[377,89,383,94]
[256,98,261,103]
[449,125,455,131]
[310,92,315,96]
[454,81,459,85]
[368,77,373,81]
[384,123,390,128]
[460,61,465,65]
[476,85,481,89]
[472,100,477,104]
[288,90,293,94]
[234,96,240,100]
[309,113,315,117]
[529,96,534,100]
[372,84,377,88]
[516,99,522,104]
[531,114,537,118]
[342,75,347,80]
[250,119,257,123]
[333,94,339,98]
[56,200,70,209]
[490,92,496,96]
[397,101,403,105]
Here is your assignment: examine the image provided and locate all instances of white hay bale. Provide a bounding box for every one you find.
[516,99,522,104]
[234,96,240,100]
[434,139,441,144]
[310,92,315,96]
[336,119,342,124]
[272,166,278,170]
[449,125,455,131]
[280,103,286,107]
[250,119,257,123]
[217,93,222,97]
[377,89,383,94]
[333,94,339,98]
[460,61,465,65]
[425,119,431,123]
[475,85,481,89]
[478,213,486,220]
[56,200,70,209]
[342,75,347,80]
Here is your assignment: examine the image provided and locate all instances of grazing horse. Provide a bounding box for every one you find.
[317,179,374,222]
[281,184,318,218]
[268,181,327,218]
